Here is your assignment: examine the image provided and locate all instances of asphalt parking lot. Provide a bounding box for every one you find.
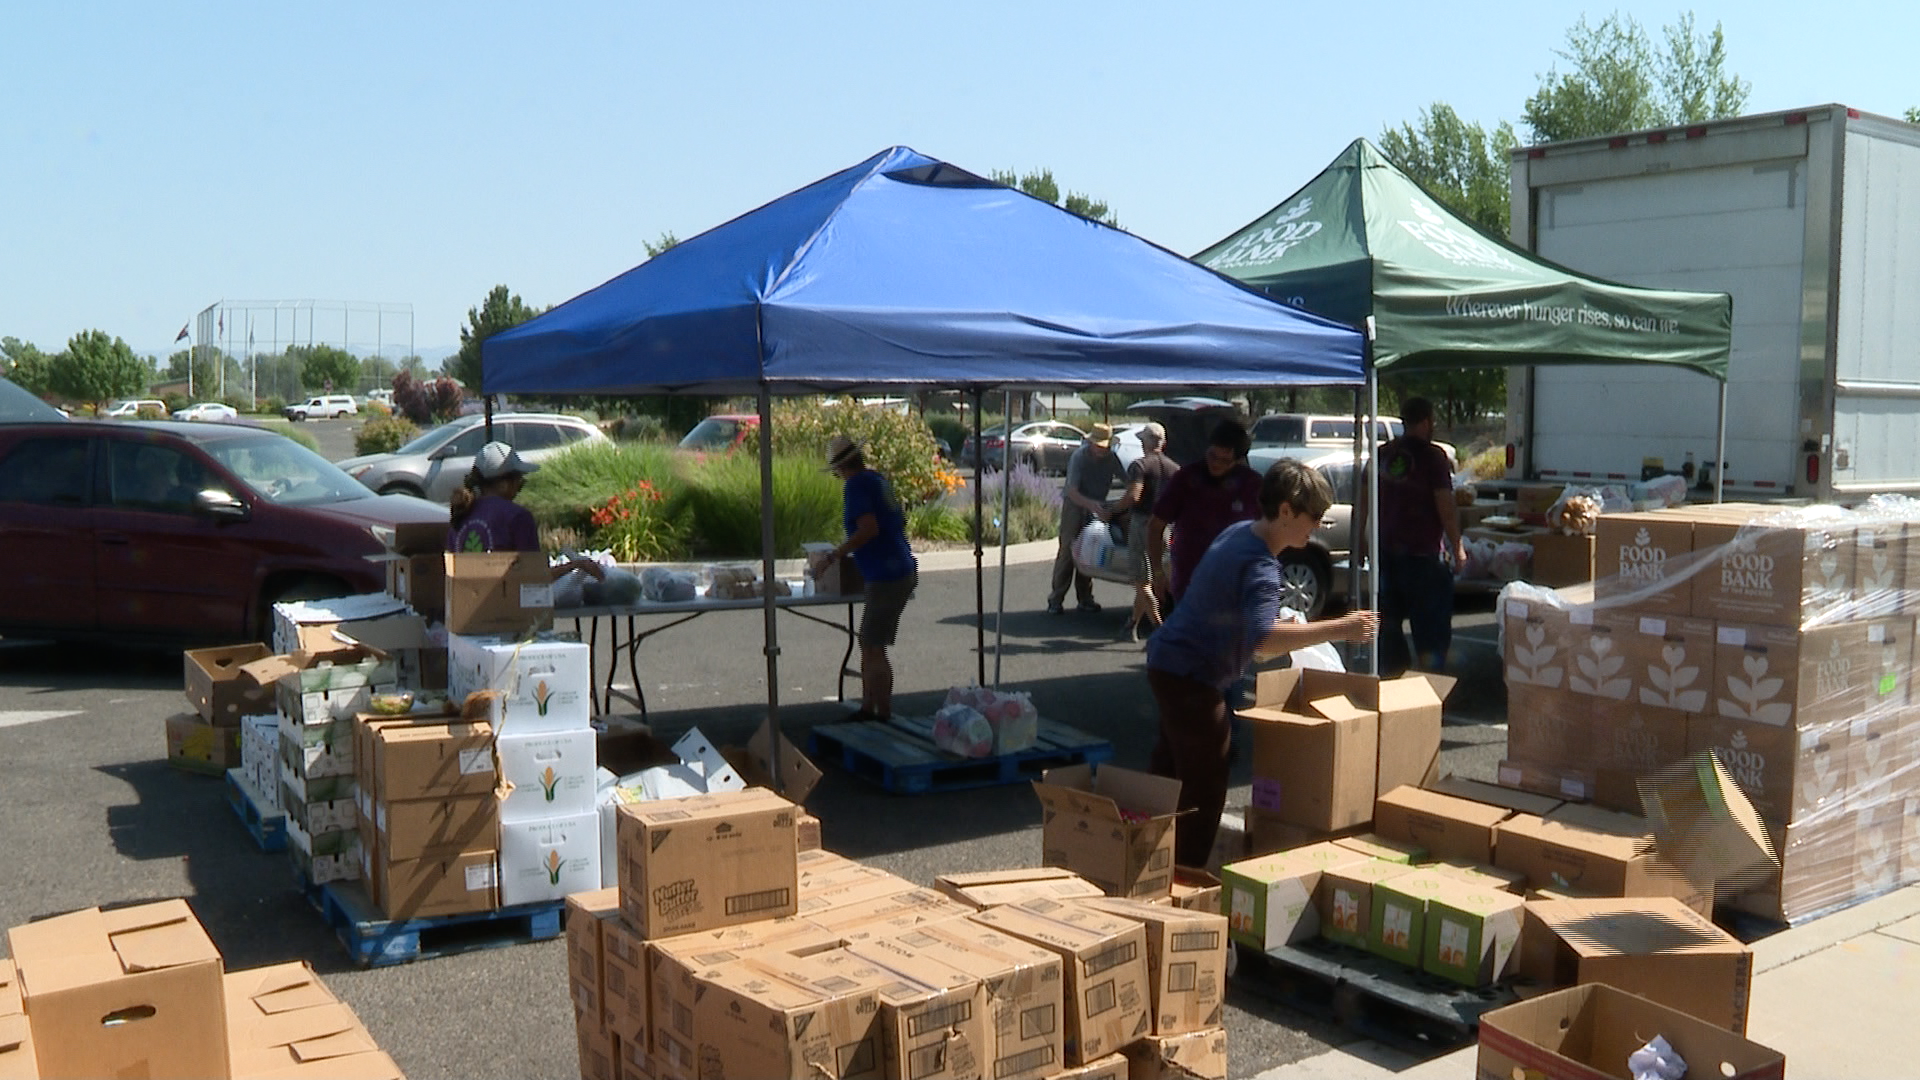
[0,415,1510,1078]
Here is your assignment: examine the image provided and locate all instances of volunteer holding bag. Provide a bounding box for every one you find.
[1144,458,1380,868]
[817,435,917,722]
[447,440,603,583]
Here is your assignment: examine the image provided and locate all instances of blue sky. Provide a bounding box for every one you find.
[5,1,1915,361]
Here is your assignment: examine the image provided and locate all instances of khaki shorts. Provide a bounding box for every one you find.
[859,569,917,648]
[1127,518,1163,586]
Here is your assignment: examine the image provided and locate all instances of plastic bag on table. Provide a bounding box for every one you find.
[942,685,1040,754]
[551,570,588,609]
[1630,473,1689,510]
[584,568,643,607]
[932,703,995,758]
[1546,485,1607,535]
[640,567,698,603]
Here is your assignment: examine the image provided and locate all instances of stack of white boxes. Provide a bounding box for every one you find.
[239,713,281,813]
[448,630,602,906]
[276,647,399,884]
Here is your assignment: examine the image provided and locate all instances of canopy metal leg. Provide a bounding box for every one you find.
[757,384,783,786]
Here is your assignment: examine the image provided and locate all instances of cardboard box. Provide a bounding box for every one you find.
[1421,879,1524,987]
[1517,896,1754,1033]
[446,632,591,734]
[223,961,402,1079]
[1477,983,1785,1080]
[0,958,18,1015]
[1496,759,1596,804]
[1047,1052,1128,1080]
[1732,812,1858,923]
[1584,704,1689,803]
[1220,853,1319,950]
[1121,1027,1226,1080]
[1169,868,1222,915]
[1494,805,1709,914]
[721,719,824,805]
[165,712,242,775]
[386,552,446,620]
[1505,682,1594,769]
[1248,668,1454,818]
[1329,832,1424,865]
[1623,612,1717,714]
[0,1014,32,1080]
[834,940,990,1080]
[1243,681,1378,833]
[271,593,423,658]
[500,811,602,907]
[1317,860,1414,950]
[249,646,397,728]
[1711,621,1807,727]
[1033,764,1183,899]
[376,793,496,861]
[371,720,496,802]
[443,551,555,635]
[968,899,1152,1066]
[1854,799,1903,900]
[1594,511,1695,614]
[578,1025,617,1080]
[1501,592,1574,691]
[1244,807,1366,857]
[887,919,1064,1080]
[1373,785,1511,864]
[6,899,228,1080]
[1077,898,1226,1036]
[645,918,843,1067]
[1693,516,1854,628]
[183,643,276,724]
[934,867,1105,910]
[1367,868,1458,967]
[1426,775,1563,817]
[376,849,498,919]
[686,954,882,1080]
[1513,483,1563,526]
[1687,714,1849,838]
[602,916,649,1053]
[496,727,598,822]
[616,787,799,938]
[1637,751,1780,894]
[1430,860,1527,894]
[804,887,972,939]
[1853,518,1908,617]
[566,888,622,1034]
[1563,605,1635,704]
[1529,532,1596,587]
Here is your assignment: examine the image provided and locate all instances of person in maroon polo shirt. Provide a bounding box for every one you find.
[1145,419,1262,610]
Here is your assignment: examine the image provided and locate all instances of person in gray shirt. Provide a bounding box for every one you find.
[1047,422,1126,614]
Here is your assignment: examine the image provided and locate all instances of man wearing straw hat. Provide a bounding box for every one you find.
[1046,422,1125,615]
[817,435,917,721]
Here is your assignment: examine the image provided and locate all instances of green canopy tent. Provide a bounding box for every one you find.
[1194,138,1734,666]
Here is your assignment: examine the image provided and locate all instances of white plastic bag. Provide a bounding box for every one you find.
[932,703,995,758]
[941,685,1039,754]
[1072,519,1121,574]
[1292,641,1344,672]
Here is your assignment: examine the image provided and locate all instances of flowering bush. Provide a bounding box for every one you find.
[755,399,947,506]
[391,370,465,425]
[588,479,685,562]
[946,463,1061,544]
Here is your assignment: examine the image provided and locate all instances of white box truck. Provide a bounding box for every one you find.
[1505,104,1920,501]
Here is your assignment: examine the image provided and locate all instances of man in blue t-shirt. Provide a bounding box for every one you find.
[1145,458,1379,868]
[815,436,918,721]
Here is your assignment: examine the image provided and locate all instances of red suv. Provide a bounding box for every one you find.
[0,420,450,645]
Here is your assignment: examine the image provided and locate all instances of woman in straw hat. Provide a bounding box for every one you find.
[817,435,918,721]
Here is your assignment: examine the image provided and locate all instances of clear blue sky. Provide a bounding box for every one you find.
[5,1,1914,362]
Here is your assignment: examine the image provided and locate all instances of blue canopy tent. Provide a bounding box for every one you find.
[483,146,1366,775]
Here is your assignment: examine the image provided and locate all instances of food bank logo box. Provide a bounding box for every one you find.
[1630,616,1714,714]
[1686,716,1849,828]
[1567,612,1630,701]
[1595,514,1693,614]
[1693,520,1853,627]
[1503,599,1569,688]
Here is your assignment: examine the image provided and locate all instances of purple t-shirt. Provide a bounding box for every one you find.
[448,495,540,553]
[1377,436,1451,556]
[1145,521,1280,692]
[1151,461,1263,599]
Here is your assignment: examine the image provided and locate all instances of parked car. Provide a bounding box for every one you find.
[959,420,1086,474]
[172,402,239,422]
[337,412,610,502]
[0,419,447,644]
[675,414,759,453]
[1250,412,1401,448]
[283,394,358,421]
[1243,444,1360,618]
[103,399,169,419]
[0,376,67,423]
[1115,396,1241,470]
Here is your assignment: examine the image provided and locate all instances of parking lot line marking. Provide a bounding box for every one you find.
[0,710,82,729]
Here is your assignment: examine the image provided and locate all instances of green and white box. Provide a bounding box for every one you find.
[447,632,592,734]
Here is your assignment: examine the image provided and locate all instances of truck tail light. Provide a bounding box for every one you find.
[1807,453,1820,485]
[1505,443,1516,469]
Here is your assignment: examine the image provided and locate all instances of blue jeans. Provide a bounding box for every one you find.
[1380,551,1453,676]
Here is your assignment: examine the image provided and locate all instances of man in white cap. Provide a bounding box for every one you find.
[1046,422,1125,615]
[1111,421,1178,639]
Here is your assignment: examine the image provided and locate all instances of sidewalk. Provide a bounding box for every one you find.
[1252,883,1920,1078]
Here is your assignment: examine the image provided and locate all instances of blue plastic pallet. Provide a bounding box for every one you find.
[224,768,288,852]
[807,714,1113,795]
[312,880,564,968]
[1232,938,1518,1053]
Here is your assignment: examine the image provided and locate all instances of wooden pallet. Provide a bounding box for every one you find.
[311,880,565,968]
[1232,939,1519,1053]
[807,714,1112,795]
[224,768,288,852]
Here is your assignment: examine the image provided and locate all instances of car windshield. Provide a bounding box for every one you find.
[0,376,64,422]
[203,432,377,505]
[393,418,476,456]
[678,418,743,451]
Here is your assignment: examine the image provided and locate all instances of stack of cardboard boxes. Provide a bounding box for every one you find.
[1501,503,1920,922]
[0,899,401,1079]
[567,780,1230,1080]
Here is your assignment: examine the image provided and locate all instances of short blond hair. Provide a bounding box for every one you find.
[1260,458,1333,520]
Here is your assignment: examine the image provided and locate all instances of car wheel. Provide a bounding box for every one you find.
[378,483,426,499]
[1276,549,1332,620]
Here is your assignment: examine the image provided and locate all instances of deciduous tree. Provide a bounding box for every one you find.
[991,169,1119,227]
[452,285,541,391]
[51,330,149,413]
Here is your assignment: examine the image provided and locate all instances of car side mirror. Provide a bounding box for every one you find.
[195,489,249,521]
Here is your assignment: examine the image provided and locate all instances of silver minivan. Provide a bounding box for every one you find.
[336,412,609,501]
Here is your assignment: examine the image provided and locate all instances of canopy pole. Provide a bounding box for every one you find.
[756,383,783,787]
[1365,322,1381,677]
[1713,380,1727,503]
[971,390,986,687]
[483,393,494,443]
[994,390,1013,688]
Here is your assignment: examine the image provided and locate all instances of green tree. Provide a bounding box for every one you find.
[1905,107,1919,124]
[51,330,149,413]
[452,285,541,391]
[165,347,241,395]
[643,232,679,257]
[289,344,361,394]
[361,354,398,391]
[1523,12,1749,143]
[1378,105,1519,235]
[399,354,428,377]
[991,169,1119,227]
[2,337,54,396]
